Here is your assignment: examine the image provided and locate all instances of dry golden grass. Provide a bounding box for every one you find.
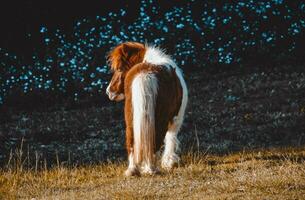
[1,148,305,200]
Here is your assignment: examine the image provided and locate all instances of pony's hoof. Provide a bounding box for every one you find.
[141,166,160,175]
[124,167,140,177]
[161,158,178,171]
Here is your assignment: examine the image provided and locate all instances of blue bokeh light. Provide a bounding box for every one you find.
[0,0,304,105]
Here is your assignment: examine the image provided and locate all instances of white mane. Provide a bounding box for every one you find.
[143,46,178,69]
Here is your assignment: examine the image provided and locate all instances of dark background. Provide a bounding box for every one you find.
[0,0,189,53]
[0,0,304,167]
[0,1,138,53]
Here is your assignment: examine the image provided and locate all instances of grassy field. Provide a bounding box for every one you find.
[1,148,305,200]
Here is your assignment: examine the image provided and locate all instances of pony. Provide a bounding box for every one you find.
[106,42,188,176]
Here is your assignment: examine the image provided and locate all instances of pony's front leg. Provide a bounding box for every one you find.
[124,99,140,176]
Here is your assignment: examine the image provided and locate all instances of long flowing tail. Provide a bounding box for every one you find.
[132,73,158,167]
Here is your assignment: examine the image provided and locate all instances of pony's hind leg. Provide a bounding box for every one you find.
[125,150,140,176]
[162,68,188,170]
[140,156,160,175]
[161,117,181,170]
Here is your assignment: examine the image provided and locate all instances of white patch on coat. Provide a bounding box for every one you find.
[106,84,125,101]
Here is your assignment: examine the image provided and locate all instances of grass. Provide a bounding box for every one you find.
[1,148,305,199]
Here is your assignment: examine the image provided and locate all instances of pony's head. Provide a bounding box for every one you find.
[106,42,145,101]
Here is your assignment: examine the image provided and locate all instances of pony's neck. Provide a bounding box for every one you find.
[143,46,177,69]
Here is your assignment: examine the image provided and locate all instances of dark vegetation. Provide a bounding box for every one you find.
[0,0,305,167]
[1,64,305,167]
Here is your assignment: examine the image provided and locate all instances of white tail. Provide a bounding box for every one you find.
[132,73,158,168]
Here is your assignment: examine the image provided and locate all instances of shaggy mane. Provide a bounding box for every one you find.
[107,42,145,71]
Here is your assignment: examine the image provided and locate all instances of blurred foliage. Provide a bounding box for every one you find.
[0,0,305,106]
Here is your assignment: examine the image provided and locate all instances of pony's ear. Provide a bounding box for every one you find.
[121,43,132,57]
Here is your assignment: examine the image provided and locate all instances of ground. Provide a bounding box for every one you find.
[1,148,305,199]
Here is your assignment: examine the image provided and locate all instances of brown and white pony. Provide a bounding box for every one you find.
[106,42,188,176]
